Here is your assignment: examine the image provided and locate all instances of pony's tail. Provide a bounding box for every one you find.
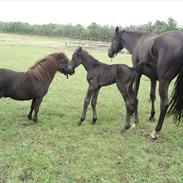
[168,65,183,122]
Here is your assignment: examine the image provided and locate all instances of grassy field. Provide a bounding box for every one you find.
[0,33,183,183]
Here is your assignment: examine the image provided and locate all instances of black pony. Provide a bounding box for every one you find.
[67,47,138,132]
[108,27,183,139]
[0,52,70,121]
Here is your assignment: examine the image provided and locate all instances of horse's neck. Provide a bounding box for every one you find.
[81,54,100,72]
[122,31,145,54]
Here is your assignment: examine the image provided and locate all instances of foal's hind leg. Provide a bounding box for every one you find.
[91,88,100,124]
[27,99,35,120]
[116,83,133,132]
[32,98,43,122]
[129,86,138,129]
[79,85,94,125]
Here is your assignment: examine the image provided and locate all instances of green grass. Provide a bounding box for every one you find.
[0,33,183,183]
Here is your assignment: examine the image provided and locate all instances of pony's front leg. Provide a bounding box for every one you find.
[32,98,43,122]
[27,99,35,120]
[78,85,94,125]
[91,88,100,124]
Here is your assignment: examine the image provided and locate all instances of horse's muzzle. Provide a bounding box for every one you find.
[67,65,75,75]
[108,49,114,58]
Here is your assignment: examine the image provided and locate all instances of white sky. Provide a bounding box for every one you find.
[0,1,183,27]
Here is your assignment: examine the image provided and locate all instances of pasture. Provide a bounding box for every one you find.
[0,33,182,183]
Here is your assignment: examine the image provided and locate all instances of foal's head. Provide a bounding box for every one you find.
[108,26,124,58]
[67,47,84,75]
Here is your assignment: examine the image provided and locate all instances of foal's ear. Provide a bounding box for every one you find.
[115,26,119,35]
[76,47,82,55]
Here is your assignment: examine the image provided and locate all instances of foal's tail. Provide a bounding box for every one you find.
[168,65,183,122]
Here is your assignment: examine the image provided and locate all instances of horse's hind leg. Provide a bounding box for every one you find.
[91,88,100,124]
[149,79,157,121]
[27,99,35,120]
[150,80,169,139]
[79,85,94,125]
[32,98,43,122]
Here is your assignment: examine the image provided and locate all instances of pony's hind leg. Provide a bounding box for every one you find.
[32,98,43,122]
[27,99,35,120]
[91,88,100,124]
[79,85,94,125]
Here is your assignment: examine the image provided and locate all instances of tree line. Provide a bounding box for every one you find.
[0,17,182,42]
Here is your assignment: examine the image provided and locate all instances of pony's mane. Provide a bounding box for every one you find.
[27,52,67,81]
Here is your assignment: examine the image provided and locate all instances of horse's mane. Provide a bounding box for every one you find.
[27,52,67,81]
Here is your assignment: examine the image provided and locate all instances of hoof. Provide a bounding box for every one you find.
[27,116,32,120]
[33,118,38,123]
[149,130,158,140]
[91,118,97,125]
[148,116,155,122]
[120,125,131,133]
[78,121,82,126]
[130,123,137,129]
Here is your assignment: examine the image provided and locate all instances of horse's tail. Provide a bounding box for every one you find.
[168,65,183,122]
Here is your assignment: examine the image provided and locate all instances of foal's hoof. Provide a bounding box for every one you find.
[27,116,32,120]
[130,123,137,129]
[120,126,130,133]
[149,130,158,140]
[148,116,155,122]
[78,121,82,126]
[91,118,97,125]
[33,118,38,123]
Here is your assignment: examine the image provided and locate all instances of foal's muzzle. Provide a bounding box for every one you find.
[67,65,75,75]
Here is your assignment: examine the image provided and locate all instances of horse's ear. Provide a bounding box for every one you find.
[115,26,119,35]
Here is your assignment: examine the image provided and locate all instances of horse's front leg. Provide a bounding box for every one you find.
[150,80,169,139]
[78,85,94,125]
[91,88,100,124]
[149,79,157,121]
[32,98,43,122]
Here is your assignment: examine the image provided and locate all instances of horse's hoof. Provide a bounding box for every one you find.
[130,123,137,129]
[149,130,158,140]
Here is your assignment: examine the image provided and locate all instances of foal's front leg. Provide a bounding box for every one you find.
[79,85,94,125]
[91,88,100,124]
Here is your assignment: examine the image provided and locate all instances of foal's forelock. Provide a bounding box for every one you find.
[27,56,60,82]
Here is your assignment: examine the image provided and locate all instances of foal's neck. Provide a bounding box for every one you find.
[81,53,100,72]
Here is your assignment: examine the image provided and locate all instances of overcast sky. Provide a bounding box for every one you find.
[0,1,183,27]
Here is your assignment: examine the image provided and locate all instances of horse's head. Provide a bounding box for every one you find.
[54,52,73,77]
[67,47,83,75]
[108,26,124,58]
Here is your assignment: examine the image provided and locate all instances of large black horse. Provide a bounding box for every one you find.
[0,52,70,121]
[108,27,183,139]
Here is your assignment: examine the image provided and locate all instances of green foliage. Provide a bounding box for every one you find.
[0,17,181,42]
